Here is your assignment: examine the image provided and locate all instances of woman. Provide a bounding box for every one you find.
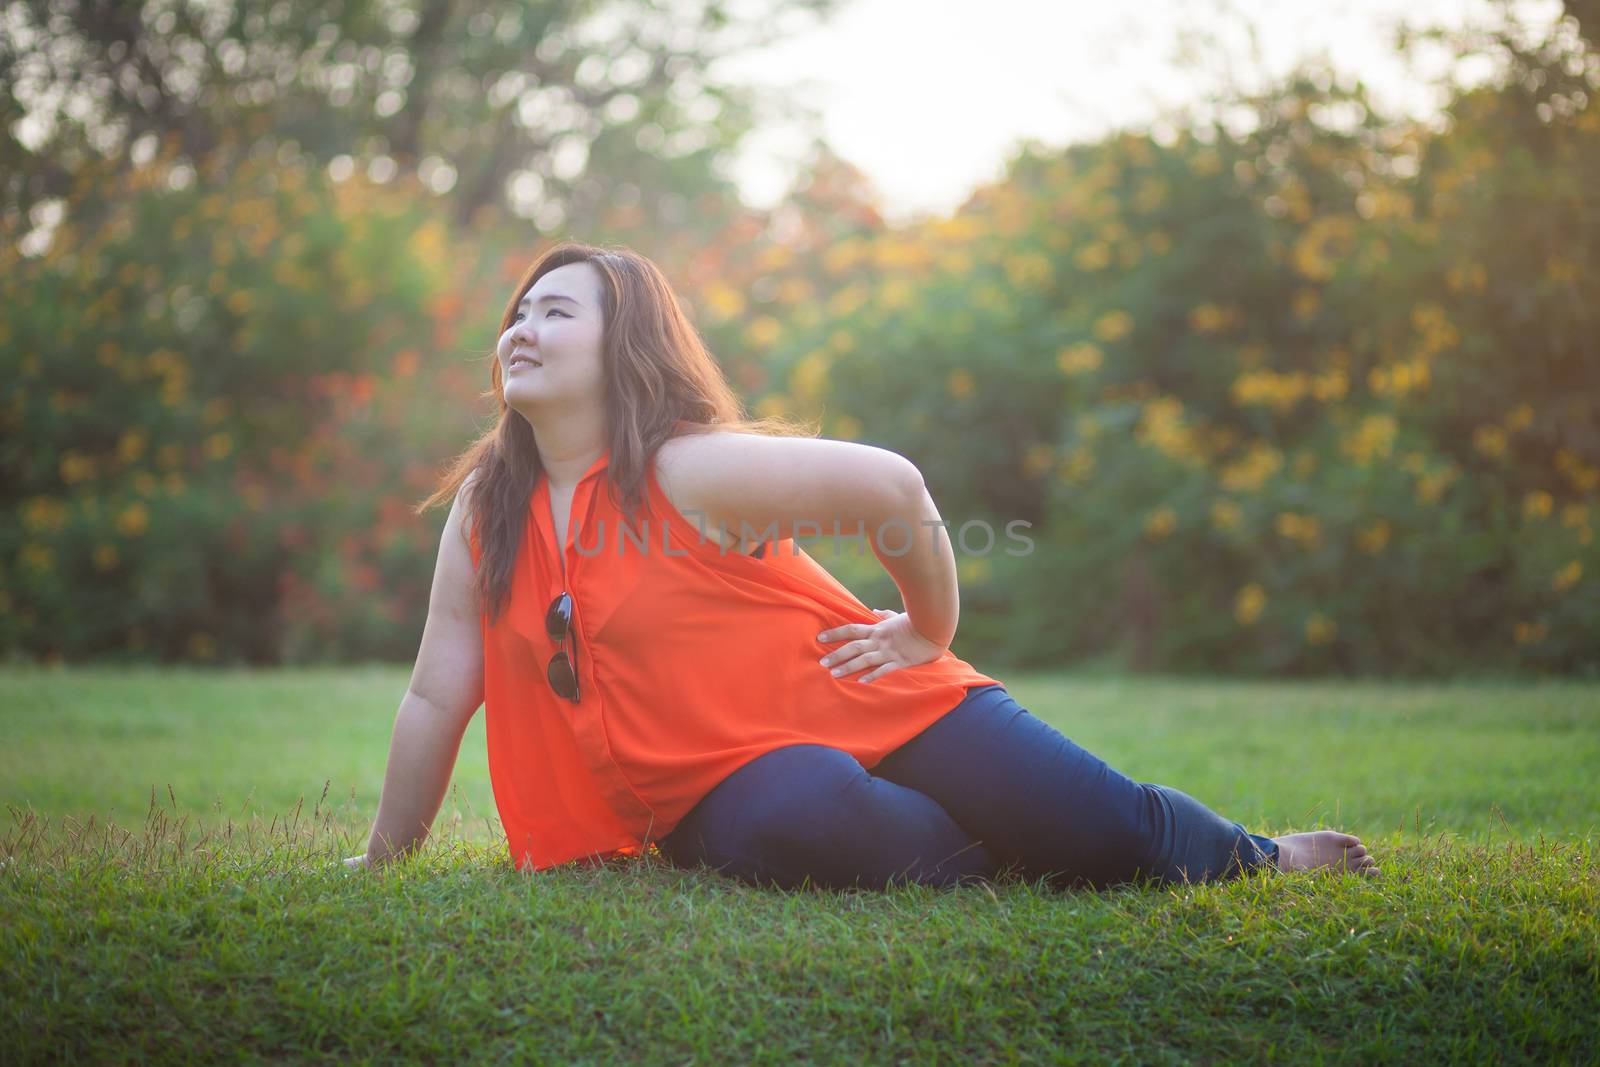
[345,242,1379,889]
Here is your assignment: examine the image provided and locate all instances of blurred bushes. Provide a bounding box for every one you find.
[1,150,501,663]
[751,56,1597,676]
[2,14,1596,676]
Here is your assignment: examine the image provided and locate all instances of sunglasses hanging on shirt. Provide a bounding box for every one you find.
[545,591,580,703]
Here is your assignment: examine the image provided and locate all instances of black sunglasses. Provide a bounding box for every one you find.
[545,591,580,703]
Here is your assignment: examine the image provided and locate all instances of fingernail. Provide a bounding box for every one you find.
[830,668,842,676]
[817,633,829,641]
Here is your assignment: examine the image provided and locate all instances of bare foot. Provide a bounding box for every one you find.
[1271,831,1380,878]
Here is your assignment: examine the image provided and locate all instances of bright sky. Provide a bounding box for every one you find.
[711,0,1558,224]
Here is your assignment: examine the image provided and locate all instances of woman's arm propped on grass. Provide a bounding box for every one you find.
[352,476,485,868]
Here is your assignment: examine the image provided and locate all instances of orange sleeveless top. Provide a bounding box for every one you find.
[470,446,1003,871]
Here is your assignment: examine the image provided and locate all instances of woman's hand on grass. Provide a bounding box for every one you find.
[342,854,369,870]
[817,608,946,684]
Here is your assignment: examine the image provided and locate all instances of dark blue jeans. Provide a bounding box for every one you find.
[657,684,1281,891]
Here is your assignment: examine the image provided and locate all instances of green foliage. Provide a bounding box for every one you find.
[0,155,495,662]
[0,0,837,228]
[2,5,1596,675]
[751,42,1599,676]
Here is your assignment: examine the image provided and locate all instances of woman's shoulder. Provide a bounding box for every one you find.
[651,432,752,553]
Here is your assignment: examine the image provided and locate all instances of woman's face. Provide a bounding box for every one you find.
[497,261,608,417]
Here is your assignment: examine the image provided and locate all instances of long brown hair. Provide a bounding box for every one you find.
[417,241,816,625]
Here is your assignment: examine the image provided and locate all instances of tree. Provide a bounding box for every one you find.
[0,0,839,231]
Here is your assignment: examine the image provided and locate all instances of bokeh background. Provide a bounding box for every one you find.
[3,0,1596,677]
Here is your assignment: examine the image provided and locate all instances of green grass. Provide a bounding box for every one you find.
[3,666,1597,1063]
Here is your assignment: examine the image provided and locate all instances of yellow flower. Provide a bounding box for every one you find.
[1472,426,1508,459]
[1021,443,1057,479]
[1004,253,1052,288]
[777,278,813,305]
[118,430,147,463]
[60,451,97,484]
[1305,612,1337,645]
[880,278,917,309]
[1188,304,1238,334]
[202,433,234,461]
[1504,403,1534,432]
[831,414,862,440]
[1143,507,1177,542]
[826,284,868,318]
[1230,369,1310,414]
[20,543,55,573]
[1513,620,1548,645]
[1339,414,1397,466]
[1522,490,1554,521]
[1560,503,1590,529]
[1275,512,1321,546]
[825,241,864,275]
[1555,449,1600,493]
[22,497,69,533]
[1056,343,1103,376]
[788,351,831,402]
[1547,258,1578,283]
[1291,216,1356,282]
[957,556,993,586]
[1414,466,1458,505]
[702,281,745,322]
[755,245,794,272]
[974,284,1010,314]
[1210,500,1241,530]
[1135,396,1203,467]
[116,502,150,537]
[1446,263,1488,293]
[1411,302,1459,358]
[226,290,254,315]
[1074,243,1112,271]
[1291,288,1321,322]
[1220,442,1283,492]
[1356,520,1391,555]
[92,544,120,571]
[1312,369,1348,403]
[1234,583,1266,625]
[1553,560,1582,593]
[1056,446,1096,484]
[1092,310,1133,343]
[743,316,782,348]
[755,394,791,419]
[946,368,976,399]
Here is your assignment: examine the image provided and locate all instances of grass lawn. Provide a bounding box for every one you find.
[3,665,1596,1062]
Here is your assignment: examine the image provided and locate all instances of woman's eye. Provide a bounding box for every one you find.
[546,308,568,318]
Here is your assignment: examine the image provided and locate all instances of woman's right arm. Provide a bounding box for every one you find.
[349,475,485,869]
